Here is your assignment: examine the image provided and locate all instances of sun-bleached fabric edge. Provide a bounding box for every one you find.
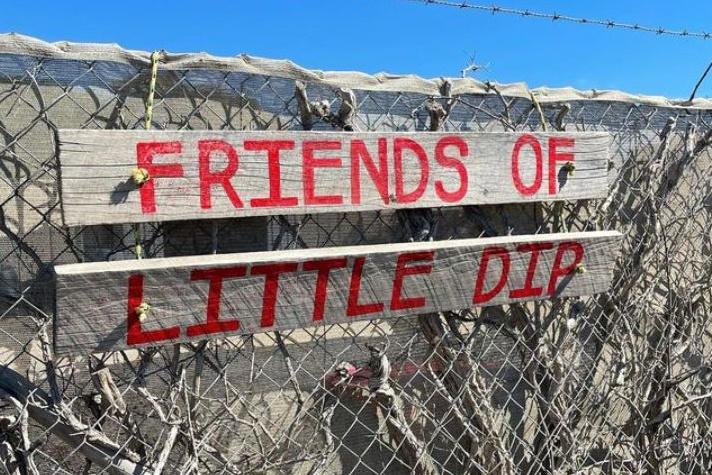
[0,32,709,109]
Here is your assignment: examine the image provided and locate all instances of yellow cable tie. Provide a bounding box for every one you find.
[135,302,151,322]
[131,167,150,185]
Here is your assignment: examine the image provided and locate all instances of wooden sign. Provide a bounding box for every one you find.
[58,130,609,226]
[54,231,622,354]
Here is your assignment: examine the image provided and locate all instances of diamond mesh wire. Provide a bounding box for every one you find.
[0,43,710,474]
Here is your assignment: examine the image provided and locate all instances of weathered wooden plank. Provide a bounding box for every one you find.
[54,231,622,354]
[58,130,609,226]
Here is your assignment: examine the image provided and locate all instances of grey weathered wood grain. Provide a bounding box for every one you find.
[54,231,622,354]
[58,130,609,226]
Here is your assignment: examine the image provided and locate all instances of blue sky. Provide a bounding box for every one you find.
[3,1,712,98]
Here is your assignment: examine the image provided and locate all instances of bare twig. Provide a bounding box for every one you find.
[336,87,357,131]
[530,92,547,131]
[153,424,180,475]
[294,81,330,130]
[688,60,712,101]
[426,79,457,131]
[554,103,571,131]
[484,81,514,130]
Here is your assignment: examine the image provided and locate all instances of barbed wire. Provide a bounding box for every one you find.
[404,0,712,40]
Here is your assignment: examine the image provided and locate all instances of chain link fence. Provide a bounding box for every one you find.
[0,34,711,474]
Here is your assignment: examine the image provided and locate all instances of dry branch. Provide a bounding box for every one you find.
[0,367,152,475]
[402,85,515,474]
[293,81,356,130]
[366,346,438,475]
[419,313,514,474]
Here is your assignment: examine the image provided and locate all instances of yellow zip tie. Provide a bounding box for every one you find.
[563,161,576,175]
[131,167,150,185]
[135,302,151,321]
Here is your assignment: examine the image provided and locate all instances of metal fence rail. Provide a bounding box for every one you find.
[0,35,710,474]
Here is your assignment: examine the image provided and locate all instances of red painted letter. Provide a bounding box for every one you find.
[186,267,245,337]
[391,251,434,310]
[347,256,385,316]
[473,247,511,304]
[547,241,584,296]
[126,274,180,345]
[509,242,553,299]
[350,139,389,205]
[303,140,343,205]
[394,138,429,203]
[303,258,348,321]
[251,262,299,327]
[136,141,183,214]
[548,137,575,195]
[511,134,542,196]
[198,140,243,209]
[434,137,468,203]
[245,140,298,207]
